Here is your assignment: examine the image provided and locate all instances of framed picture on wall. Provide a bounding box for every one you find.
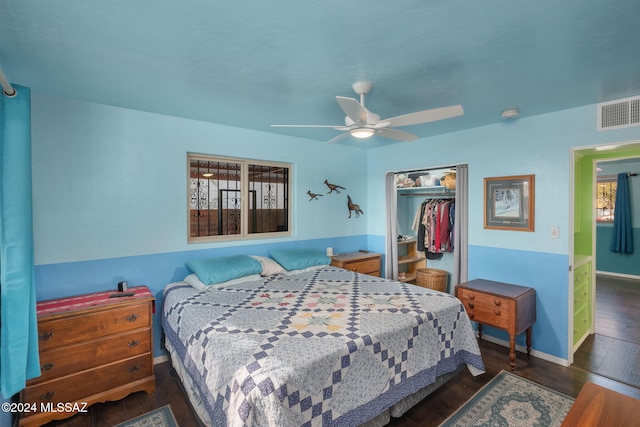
[484,174,535,231]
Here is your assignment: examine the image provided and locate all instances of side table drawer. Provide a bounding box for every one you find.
[458,290,512,330]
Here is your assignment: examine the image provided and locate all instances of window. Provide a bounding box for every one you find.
[596,176,616,222]
[188,154,291,242]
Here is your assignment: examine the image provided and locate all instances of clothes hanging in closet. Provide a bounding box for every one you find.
[412,198,455,259]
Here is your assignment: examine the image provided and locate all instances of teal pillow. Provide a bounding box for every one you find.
[269,249,331,271]
[186,255,262,285]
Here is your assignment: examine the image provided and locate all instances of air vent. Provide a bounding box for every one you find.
[597,96,640,131]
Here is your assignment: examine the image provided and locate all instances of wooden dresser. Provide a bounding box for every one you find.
[20,287,156,427]
[456,279,536,370]
[331,251,381,277]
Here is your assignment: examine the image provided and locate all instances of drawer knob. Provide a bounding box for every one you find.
[494,299,501,306]
[39,331,54,341]
[468,312,474,319]
[468,302,475,309]
[128,365,140,373]
[128,340,140,348]
[494,309,501,316]
[467,293,475,300]
[41,363,55,371]
[126,314,139,322]
[40,391,55,401]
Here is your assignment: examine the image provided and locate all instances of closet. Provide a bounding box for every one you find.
[386,165,467,294]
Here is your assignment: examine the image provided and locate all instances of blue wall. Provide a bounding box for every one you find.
[30,93,372,359]
[366,105,640,361]
[29,92,640,366]
[595,158,640,275]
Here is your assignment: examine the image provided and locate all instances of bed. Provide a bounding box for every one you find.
[162,253,484,426]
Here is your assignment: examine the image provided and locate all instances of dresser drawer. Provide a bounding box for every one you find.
[574,262,590,285]
[573,304,591,344]
[23,354,152,405]
[38,302,151,351]
[30,329,151,384]
[458,290,511,330]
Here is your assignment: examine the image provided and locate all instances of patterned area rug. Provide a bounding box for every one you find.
[440,371,574,427]
[114,405,178,427]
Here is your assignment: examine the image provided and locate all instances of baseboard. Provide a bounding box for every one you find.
[154,354,169,365]
[595,270,640,280]
[479,334,570,367]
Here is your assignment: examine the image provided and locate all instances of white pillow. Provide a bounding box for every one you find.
[283,265,325,275]
[250,255,286,276]
[183,273,262,291]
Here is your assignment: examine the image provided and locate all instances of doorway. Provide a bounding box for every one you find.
[571,143,640,388]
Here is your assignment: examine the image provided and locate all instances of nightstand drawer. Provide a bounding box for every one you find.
[330,252,381,277]
[345,258,380,274]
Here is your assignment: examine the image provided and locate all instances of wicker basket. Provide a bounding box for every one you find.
[416,268,448,292]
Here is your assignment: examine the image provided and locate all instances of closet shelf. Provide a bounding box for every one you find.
[397,239,416,245]
[398,254,426,265]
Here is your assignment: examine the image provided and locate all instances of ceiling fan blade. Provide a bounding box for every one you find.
[325,132,352,144]
[336,96,368,125]
[271,124,347,129]
[377,128,419,142]
[385,105,464,127]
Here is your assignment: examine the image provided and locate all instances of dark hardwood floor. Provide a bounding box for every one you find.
[593,274,640,343]
[573,274,640,390]
[37,275,640,426]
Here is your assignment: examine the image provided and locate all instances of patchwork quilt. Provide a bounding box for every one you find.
[162,266,484,427]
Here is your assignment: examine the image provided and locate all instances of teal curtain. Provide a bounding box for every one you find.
[0,85,40,398]
[610,172,633,254]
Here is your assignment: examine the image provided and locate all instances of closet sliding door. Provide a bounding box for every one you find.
[452,164,468,286]
[385,171,399,280]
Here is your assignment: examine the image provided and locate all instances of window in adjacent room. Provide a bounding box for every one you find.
[188,154,291,242]
[596,175,616,222]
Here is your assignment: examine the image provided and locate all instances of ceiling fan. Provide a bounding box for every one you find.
[271,82,464,144]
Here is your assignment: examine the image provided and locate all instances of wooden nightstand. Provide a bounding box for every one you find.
[20,287,156,427]
[330,251,381,277]
[456,279,536,370]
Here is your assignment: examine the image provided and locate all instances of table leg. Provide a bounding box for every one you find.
[477,323,483,340]
[509,334,516,370]
[526,326,532,355]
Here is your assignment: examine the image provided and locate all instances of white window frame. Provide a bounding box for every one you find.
[187,153,292,243]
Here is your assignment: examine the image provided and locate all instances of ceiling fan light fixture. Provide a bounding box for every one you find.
[351,128,375,139]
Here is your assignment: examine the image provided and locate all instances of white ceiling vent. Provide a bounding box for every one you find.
[597,96,640,131]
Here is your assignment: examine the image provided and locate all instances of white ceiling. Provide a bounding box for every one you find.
[1,0,640,148]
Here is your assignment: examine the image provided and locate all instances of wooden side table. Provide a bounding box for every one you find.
[561,382,640,426]
[330,251,381,277]
[456,279,536,370]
